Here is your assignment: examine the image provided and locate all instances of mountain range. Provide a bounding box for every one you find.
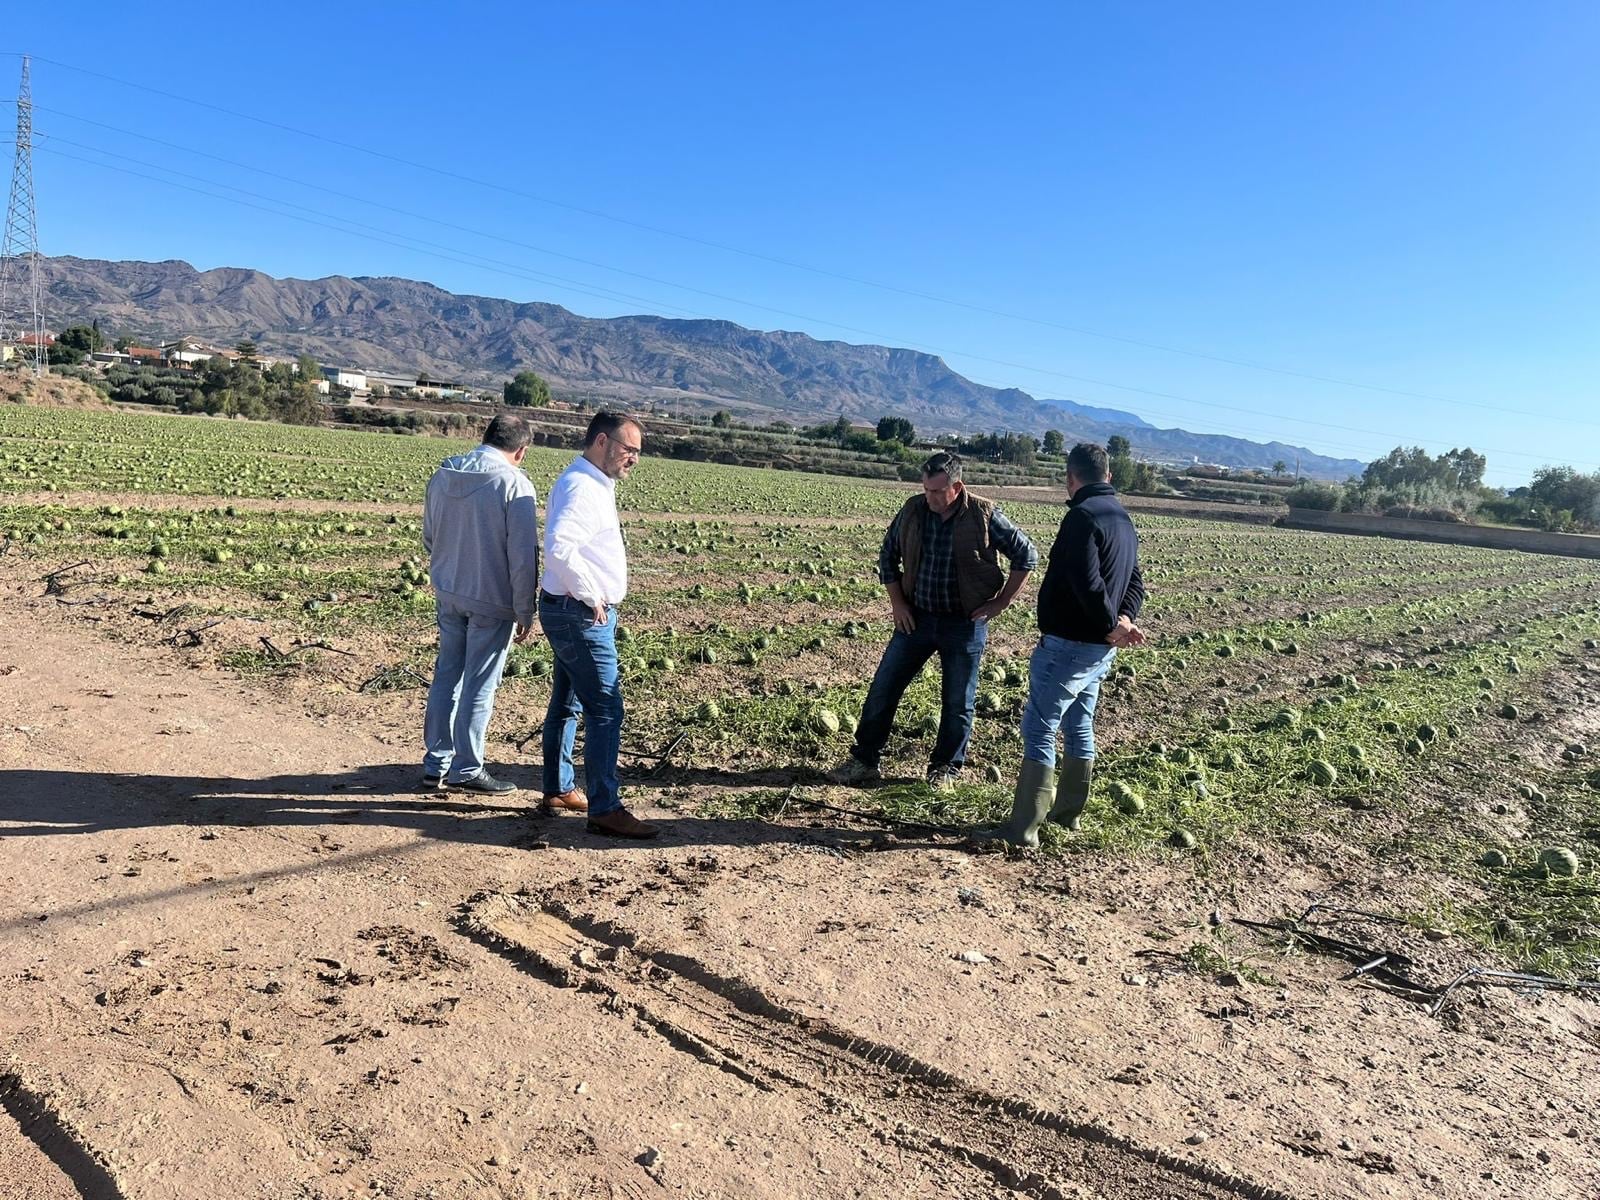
[36,255,1364,478]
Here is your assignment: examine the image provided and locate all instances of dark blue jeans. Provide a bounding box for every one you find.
[539,596,624,817]
[851,608,988,770]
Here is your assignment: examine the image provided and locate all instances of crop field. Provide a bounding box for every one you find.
[6,404,1600,979]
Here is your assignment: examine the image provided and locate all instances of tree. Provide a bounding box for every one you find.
[57,325,102,355]
[1272,459,1288,476]
[1106,435,1136,488]
[1356,445,1488,513]
[296,354,321,382]
[876,415,915,445]
[234,340,259,365]
[711,409,733,428]
[114,334,135,351]
[1042,429,1065,456]
[957,431,1036,468]
[1439,447,1487,491]
[1528,465,1600,530]
[201,354,238,388]
[504,369,551,408]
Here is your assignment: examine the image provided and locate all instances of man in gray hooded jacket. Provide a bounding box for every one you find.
[421,413,540,793]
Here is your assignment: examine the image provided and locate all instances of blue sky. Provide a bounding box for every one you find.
[5,2,1597,485]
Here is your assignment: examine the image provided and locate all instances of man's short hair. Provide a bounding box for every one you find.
[1067,442,1110,483]
[584,410,643,447]
[921,451,963,483]
[483,413,533,453]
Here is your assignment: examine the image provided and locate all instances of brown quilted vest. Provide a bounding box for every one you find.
[897,490,1006,614]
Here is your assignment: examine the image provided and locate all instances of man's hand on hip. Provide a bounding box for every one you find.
[969,599,1007,623]
[890,596,916,634]
[590,603,608,626]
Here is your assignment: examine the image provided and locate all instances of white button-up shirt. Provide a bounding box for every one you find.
[541,454,627,607]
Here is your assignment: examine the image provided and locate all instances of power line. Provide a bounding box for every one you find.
[34,146,714,322]
[13,52,1585,430]
[35,140,1600,474]
[59,105,1600,454]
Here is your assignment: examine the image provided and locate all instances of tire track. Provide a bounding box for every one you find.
[458,891,1298,1200]
[0,1072,124,1200]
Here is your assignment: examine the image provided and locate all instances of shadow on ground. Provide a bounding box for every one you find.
[0,764,958,855]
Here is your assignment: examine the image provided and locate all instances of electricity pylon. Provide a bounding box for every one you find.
[0,55,45,378]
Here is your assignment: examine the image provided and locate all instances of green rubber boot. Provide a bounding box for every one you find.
[995,758,1057,848]
[1048,757,1094,832]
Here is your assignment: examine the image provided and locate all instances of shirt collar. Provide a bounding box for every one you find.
[572,454,615,489]
[1069,481,1117,506]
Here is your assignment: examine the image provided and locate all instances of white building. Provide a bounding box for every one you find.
[321,366,368,392]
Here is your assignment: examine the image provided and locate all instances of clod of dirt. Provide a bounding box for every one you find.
[1110,1062,1151,1086]
[956,949,990,965]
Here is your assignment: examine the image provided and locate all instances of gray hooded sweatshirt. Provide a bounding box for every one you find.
[423,444,540,626]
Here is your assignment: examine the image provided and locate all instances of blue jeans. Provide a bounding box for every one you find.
[1021,636,1116,765]
[423,597,516,782]
[540,596,624,817]
[852,608,988,769]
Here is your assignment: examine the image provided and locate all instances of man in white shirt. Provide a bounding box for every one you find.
[539,411,658,839]
[421,413,539,794]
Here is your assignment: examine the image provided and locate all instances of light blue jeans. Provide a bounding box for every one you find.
[423,597,516,782]
[1020,636,1116,765]
[540,596,624,817]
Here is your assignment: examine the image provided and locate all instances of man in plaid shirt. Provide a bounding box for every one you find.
[829,452,1037,791]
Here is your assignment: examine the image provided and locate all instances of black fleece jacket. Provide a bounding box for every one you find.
[1036,482,1146,643]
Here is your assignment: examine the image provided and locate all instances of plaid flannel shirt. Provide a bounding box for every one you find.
[878,500,1037,613]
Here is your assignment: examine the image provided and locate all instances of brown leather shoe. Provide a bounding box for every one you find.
[539,789,588,815]
[586,808,660,840]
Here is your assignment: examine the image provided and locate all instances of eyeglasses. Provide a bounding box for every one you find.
[612,440,642,459]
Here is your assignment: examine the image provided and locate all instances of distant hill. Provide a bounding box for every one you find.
[1041,397,1152,429]
[36,255,1366,478]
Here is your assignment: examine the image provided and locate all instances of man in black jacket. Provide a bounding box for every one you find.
[993,442,1146,847]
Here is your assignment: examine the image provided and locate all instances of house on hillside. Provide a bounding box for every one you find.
[161,337,217,367]
[127,345,164,365]
[88,350,135,368]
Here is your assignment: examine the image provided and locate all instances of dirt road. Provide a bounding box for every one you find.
[2,567,1596,1200]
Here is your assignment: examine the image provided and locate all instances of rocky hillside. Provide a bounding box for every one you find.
[38,255,1365,476]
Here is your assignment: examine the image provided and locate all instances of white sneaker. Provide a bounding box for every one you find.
[926,765,961,793]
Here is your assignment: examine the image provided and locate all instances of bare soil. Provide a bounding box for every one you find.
[3,558,1597,1200]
